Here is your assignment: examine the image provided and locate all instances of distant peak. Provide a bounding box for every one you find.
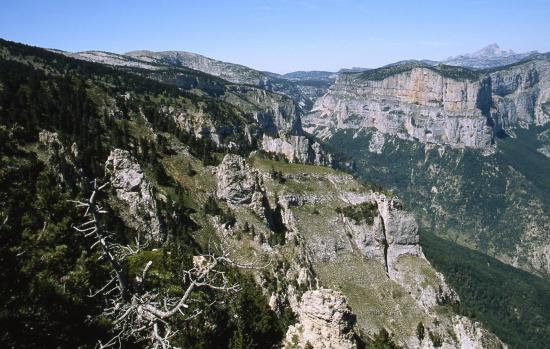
[470,43,515,58]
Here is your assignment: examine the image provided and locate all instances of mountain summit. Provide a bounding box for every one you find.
[469,43,515,58]
[443,43,538,68]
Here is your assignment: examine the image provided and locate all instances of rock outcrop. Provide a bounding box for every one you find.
[38,130,82,190]
[261,134,332,165]
[105,149,163,242]
[341,194,423,277]
[215,154,275,225]
[285,289,357,349]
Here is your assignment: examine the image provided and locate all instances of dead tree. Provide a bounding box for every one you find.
[72,180,262,349]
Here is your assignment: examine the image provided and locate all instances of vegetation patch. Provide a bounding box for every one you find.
[420,230,550,349]
[354,61,482,82]
[336,201,379,225]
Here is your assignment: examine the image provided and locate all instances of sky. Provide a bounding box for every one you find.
[1,0,550,74]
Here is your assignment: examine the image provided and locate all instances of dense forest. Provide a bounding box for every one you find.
[0,38,290,348]
[420,230,550,349]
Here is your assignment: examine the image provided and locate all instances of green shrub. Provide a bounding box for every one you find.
[336,201,379,225]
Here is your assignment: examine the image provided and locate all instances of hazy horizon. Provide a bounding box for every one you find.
[2,0,550,74]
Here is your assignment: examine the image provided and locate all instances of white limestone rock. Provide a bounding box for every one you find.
[216,154,264,205]
[285,289,357,349]
[105,149,162,242]
[306,67,494,148]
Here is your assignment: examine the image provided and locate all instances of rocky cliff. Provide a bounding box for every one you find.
[490,59,550,130]
[305,59,550,149]
[213,153,505,348]
[306,66,494,148]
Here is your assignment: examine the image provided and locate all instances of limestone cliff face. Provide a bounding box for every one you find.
[490,60,550,129]
[221,85,333,165]
[306,60,550,148]
[105,149,163,242]
[284,289,357,349]
[307,67,494,148]
[340,193,423,277]
[224,85,302,137]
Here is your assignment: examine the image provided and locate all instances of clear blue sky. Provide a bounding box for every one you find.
[1,0,549,73]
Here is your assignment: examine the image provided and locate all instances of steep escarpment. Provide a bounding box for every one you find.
[220,84,333,165]
[329,126,550,277]
[489,59,550,130]
[307,66,494,148]
[306,59,550,148]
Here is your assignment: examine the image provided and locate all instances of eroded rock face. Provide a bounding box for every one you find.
[216,154,274,224]
[306,68,494,148]
[105,149,162,242]
[490,60,550,129]
[285,289,357,349]
[306,60,550,150]
[340,194,422,276]
[261,135,332,165]
[449,316,508,349]
[216,154,264,205]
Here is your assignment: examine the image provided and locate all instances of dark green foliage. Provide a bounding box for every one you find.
[268,204,287,246]
[335,201,378,225]
[153,160,172,186]
[355,61,482,82]
[304,342,314,349]
[0,38,292,348]
[0,137,112,347]
[203,196,236,227]
[428,331,443,347]
[366,329,401,349]
[203,196,224,216]
[186,162,198,176]
[416,322,425,341]
[270,166,286,183]
[421,230,550,349]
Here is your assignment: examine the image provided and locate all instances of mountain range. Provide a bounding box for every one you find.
[1,38,549,348]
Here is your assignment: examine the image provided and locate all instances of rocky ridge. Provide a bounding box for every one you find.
[214,153,505,348]
[67,49,333,166]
